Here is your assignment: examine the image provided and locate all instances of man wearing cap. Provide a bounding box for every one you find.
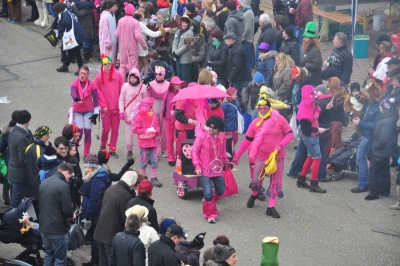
[224,32,246,102]
[99,0,118,63]
[7,110,34,208]
[370,41,394,86]
[184,2,200,34]
[381,57,400,94]
[126,179,160,233]
[148,224,186,266]
[25,126,53,199]
[239,0,254,83]
[224,0,244,43]
[95,54,125,159]
[256,14,276,67]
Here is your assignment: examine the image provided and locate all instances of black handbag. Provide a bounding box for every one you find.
[44,30,59,47]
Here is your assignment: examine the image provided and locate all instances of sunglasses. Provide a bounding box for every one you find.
[155,73,163,76]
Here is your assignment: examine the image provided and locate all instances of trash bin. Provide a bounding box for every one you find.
[353,35,370,59]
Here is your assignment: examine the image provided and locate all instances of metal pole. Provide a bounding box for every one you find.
[351,0,358,55]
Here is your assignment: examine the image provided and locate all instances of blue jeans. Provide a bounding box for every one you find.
[294,26,305,55]
[199,175,225,201]
[46,3,57,17]
[302,135,321,158]
[231,82,244,103]
[11,182,28,208]
[356,138,372,189]
[83,38,93,53]
[241,41,254,82]
[40,232,69,266]
[139,147,157,169]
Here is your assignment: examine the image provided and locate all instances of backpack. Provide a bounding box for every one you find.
[68,223,84,250]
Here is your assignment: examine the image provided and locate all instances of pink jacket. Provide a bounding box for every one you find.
[174,99,196,131]
[132,113,160,148]
[192,131,228,178]
[147,80,170,115]
[71,79,99,113]
[118,69,148,123]
[94,70,124,111]
[114,15,146,69]
[99,11,117,57]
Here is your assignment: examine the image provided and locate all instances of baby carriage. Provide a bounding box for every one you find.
[327,132,361,180]
[0,198,78,266]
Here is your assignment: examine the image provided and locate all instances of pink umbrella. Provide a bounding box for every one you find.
[171,85,230,136]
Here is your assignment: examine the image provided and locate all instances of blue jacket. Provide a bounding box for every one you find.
[82,166,111,223]
[358,101,380,139]
[257,57,275,87]
[58,10,86,44]
[222,100,241,131]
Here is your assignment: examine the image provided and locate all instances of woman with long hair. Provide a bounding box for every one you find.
[273,52,294,105]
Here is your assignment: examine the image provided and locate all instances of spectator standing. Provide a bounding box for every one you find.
[280,27,300,65]
[273,15,290,52]
[256,14,276,66]
[273,53,294,105]
[291,0,313,50]
[223,0,244,42]
[215,0,229,32]
[206,29,229,88]
[239,0,254,83]
[222,87,241,146]
[99,1,118,62]
[257,43,276,88]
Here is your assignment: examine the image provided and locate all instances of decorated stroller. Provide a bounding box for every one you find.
[327,133,360,180]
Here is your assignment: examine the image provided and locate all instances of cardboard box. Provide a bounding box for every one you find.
[373,13,385,31]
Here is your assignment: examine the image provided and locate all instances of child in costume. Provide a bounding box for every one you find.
[344,82,367,122]
[132,98,162,187]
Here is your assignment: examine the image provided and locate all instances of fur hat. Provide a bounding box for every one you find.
[124,2,135,15]
[16,110,31,124]
[380,97,395,112]
[97,149,109,165]
[226,0,236,11]
[214,244,236,262]
[366,81,382,102]
[84,153,99,168]
[186,2,195,13]
[226,87,237,96]
[253,72,264,84]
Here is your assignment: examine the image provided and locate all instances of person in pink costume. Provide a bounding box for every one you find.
[119,68,148,160]
[233,97,293,219]
[99,0,118,63]
[114,2,147,79]
[132,97,162,188]
[192,116,228,223]
[295,85,329,193]
[94,54,124,158]
[147,66,170,159]
[70,66,100,157]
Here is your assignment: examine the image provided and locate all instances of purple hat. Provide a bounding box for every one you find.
[258,42,270,52]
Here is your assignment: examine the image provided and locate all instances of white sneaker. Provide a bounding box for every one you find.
[207,218,216,223]
[161,152,168,158]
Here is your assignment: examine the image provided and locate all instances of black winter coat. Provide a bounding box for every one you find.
[148,235,182,266]
[94,181,136,245]
[373,111,397,158]
[126,194,160,233]
[39,171,73,234]
[24,140,46,198]
[280,37,300,65]
[257,24,276,48]
[227,41,246,83]
[109,230,146,266]
[300,45,323,86]
[314,94,333,128]
[207,41,229,80]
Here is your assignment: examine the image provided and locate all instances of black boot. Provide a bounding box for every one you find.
[83,49,90,63]
[26,1,39,22]
[266,207,280,218]
[310,180,326,193]
[56,65,69,73]
[296,175,310,188]
[247,195,257,208]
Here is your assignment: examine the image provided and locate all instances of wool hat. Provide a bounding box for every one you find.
[16,110,31,124]
[186,2,196,13]
[316,84,328,94]
[34,126,53,139]
[253,72,264,84]
[159,218,177,235]
[223,32,236,40]
[386,57,400,65]
[226,87,237,96]
[180,15,191,24]
[124,2,135,15]
[214,244,236,262]
[284,27,294,38]
[97,149,110,165]
[210,29,223,40]
[380,97,395,112]
[125,205,149,219]
[350,82,360,92]
[258,42,270,52]
[302,22,318,38]
[157,8,169,18]
[327,77,341,91]
[226,0,236,11]
[240,0,251,8]
[84,153,99,168]
[44,143,57,157]
[137,179,153,194]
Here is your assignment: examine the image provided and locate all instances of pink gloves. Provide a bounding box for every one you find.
[119,112,125,120]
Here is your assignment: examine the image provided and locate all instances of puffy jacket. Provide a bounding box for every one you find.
[192,131,228,177]
[224,10,244,42]
[243,82,263,112]
[172,27,194,64]
[38,171,73,234]
[58,10,86,44]
[222,100,241,131]
[280,37,300,65]
[295,0,313,27]
[81,166,111,223]
[109,230,146,266]
[207,41,229,81]
[148,235,182,266]
[300,45,323,86]
[373,111,398,158]
[358,101,380,139]
[258,51,276,87]
[227,41,246,83]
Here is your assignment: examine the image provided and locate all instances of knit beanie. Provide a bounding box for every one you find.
[214,244,236,262]
[159,217,177,235]
[124,2,135,15]
[157,8,169,18]
[316,84,328,94]
[44,143,57,157]
[84,153,99,168]
[350,82,360,92]
[253,72,264,84]
[226,87,237,96]
[98,149,110,165]
[16,110,31,124]
[226,0,236,11]
[186,2,195,13]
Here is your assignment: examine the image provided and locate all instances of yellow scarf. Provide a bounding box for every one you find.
[256,108,272,127]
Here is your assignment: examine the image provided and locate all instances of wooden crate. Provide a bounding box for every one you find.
[357,15,373,30]
[385,15,400,31]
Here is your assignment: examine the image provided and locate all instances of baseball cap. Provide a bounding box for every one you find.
[167,224,189,238]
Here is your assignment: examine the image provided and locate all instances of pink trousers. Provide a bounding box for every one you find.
[101,110,120,151]
[155,113,167,156]
[124,122,136,151]
[164,119,176,163]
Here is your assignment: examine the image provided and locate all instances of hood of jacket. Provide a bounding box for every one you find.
[259,50,277,61]
[128,68,142,82]
[228,10,244,22]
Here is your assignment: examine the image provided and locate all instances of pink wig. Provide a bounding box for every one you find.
[139,97,154,118]
[296,85,320,122]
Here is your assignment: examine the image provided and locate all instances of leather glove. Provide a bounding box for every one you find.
[119,112,125,120]
[73,97,81,102]
[82,219,91,230]
[89,114,98,125]
[190,232,206,249]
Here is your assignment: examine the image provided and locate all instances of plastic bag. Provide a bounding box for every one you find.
[289,109,298,138]
[222,165,238,197]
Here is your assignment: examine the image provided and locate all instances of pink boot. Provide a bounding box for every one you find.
[202,198,218,223]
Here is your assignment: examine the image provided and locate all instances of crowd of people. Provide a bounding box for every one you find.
[1,0,400,265]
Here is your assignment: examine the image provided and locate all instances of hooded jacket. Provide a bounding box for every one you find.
[373,110,398,158]
[223,10,244,42]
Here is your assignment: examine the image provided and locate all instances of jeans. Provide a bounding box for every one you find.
[199,175,225,201]
[83,38,93,53]
[302,135,321,158]
[356,138,372,189]
[231,82,244,103]
[11,182,28,208]
[294,26,305,55]
[46,3,56,17]
[139,147,157,169]
[40,232,69,266]
[241,41,255,82]
[98,242,112,266]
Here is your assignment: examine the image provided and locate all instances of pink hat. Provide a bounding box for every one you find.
[170,76,186,86]
[226,87,237,96]
[124,2,135,15]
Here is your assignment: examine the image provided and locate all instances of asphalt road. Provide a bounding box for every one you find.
[0,17,399,266]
